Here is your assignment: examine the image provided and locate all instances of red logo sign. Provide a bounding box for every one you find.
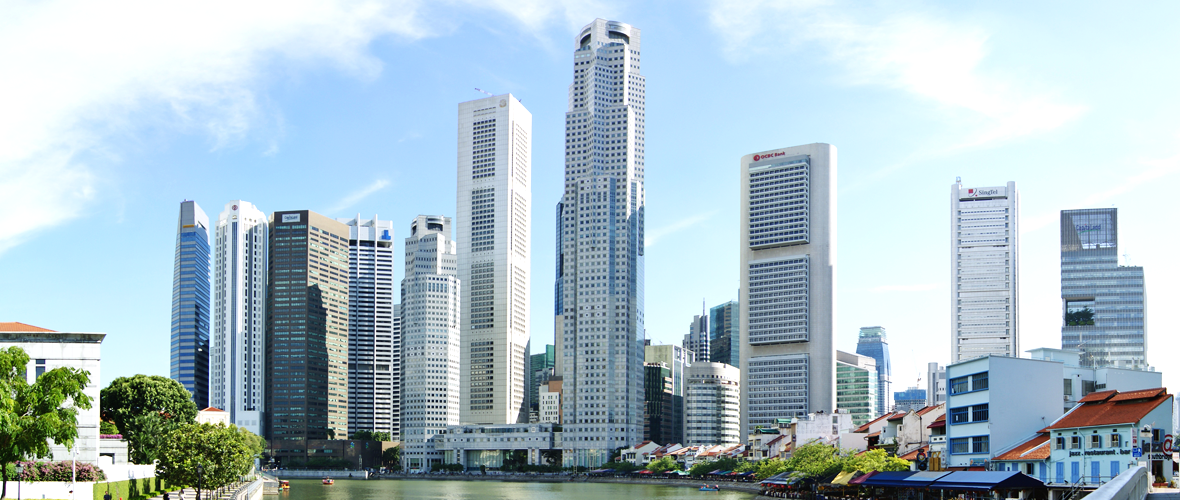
[1164,434,1174,454]
[232,205,238,210]
[753,151,786,162]
[967,189,974,195]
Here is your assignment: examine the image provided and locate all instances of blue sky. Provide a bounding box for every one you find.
[2,0,1178,393]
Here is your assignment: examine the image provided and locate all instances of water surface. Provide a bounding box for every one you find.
[282,478,755,500]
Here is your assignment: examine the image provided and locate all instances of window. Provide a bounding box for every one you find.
[971,373,989,391]
[1110,433,1121,448]
[1070,436,1081,449]
[1090,435,1102,448]
[950,406,969,424]
[951,437,969,454]
[1026,463,1035,475]
[972,404,989,422]
[1056,437,1066,450]
[1063,378,1073,396]
[950,376,969,395]
[972,436,989,454]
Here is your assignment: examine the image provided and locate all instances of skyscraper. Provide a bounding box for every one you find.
[855,326,892,417]
[400,215,460,471]
[456,94,532,426]
[739,143,837,434]
[643,362,674,445]
[211,200,267,435]
[685,362,741,446]
[926,362,946,407]
[558,18,646,468]
[683,302,708,362]
[835,350,877,427]
[172,200,211,409]
[1060,208,1147,369]
[265,210,350,462]
[644,344,690,446]
[709,300,739,367]
[338,216,398,438]
[950,180,1019,362]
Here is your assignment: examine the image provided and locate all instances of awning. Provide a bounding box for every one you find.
[899,471,954,488]
[859,471,919,487]
[636,469,653,474]
[931,471,1046,491]
[848,470,878,485]
[830,471,858,486]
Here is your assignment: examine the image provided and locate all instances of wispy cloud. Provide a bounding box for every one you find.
[870,283,939,293]
[646,211,716,248]
[328,180,391,213]
[0,0,612,254]
[707,0,1085,149]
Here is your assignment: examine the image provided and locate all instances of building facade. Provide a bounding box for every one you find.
[1027,347,1162,412]
[211,200,267,436]
[739,143,837,434]
[893,387,927,413]
[644,362,675,445]
[338,216,398,438]
[558,18,647,468]
[539,379,562,424]
[457,94,532,426]
[265,210,350,461]
[951,180,1019,363]
[683,303,708,362]
[172,200,211,409]
[709,300,739,367]
[400,215,461,471]
[530,344,555,421]
[440,423,561,470]
[855,326,891,417]
[685,362,741,446]
[927,362,947,407]
[835,350,878,427]
[1060,208,1147,369]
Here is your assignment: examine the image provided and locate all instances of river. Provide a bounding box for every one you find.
[279,478,757,499]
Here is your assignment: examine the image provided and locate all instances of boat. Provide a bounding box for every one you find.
[699,485,719,491]
[280,480,290,490]
[322,478,334,485]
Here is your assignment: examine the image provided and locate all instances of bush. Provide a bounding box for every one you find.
[9,460,107,482]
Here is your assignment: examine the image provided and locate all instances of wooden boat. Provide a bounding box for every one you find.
[280,480,290,490]
[322,478,334,485]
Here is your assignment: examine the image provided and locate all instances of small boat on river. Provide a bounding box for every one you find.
[322,478,334,485]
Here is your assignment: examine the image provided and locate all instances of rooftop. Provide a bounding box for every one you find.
[0,322,56,332]
[992,434,1050,461]
[1047,388,1170,430]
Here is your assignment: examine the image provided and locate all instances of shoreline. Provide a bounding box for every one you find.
[375,474,763,493]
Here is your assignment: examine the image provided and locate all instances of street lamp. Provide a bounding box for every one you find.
[15,464,23,500]
[195,464,204,500]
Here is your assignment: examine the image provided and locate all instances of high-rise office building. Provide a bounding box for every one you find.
[457,94,532,426]
[835,350,877,427]
[855,326,892,417]
[1060,208,1147,369]
[172,200,211,409]
[926,362,946,407]
[739,143,837,434]
[683,302,708,362]
[643,362,674,445]
[338,216,398,438]
[893,386,927,413]
[399,215,461,471]
[265,210,350,462]
[557,18,647,468]
[709,300,739,367]
[685,362,741,446]
[644,344,690,446]
[211,200,267,436]
[530,345,555,421]
[950,180,1019,362]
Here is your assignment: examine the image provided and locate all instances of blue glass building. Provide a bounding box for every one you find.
[171,200,211,408]
[709,301,739,367]
[855,326,891,416]
[1060,208,1147,369]
[893,386,926,412]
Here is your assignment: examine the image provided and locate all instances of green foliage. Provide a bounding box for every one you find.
[7,460,106,481]
[351,430,392,442]
[100,374,198,464]
[645,456,682,473]
[754,458,789,480]
[1065,307,1095,326]
[434,463,464,472]
[783,441,847,478]
[688,456,744,476]
[539,449,561,466]
[94,477,182,500]
[382,446,401,469]
[154,423,259,498]
[600,460,640,473]
[100,421,118,435]
[843,448,911,473]
[0,346,93,499]
[733,460,756,473]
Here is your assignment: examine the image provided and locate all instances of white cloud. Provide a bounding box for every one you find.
[328,179,391,213]
[708,0,1085,148]
[646,211,716,248]
[0,0,608,254]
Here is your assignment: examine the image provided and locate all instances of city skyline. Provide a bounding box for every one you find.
[4,3,1180,396]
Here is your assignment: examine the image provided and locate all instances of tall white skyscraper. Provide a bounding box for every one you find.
[210,200,267,435]
[558,18,647,468]
[338,216,398,438]
[950,180,1019,362]
[400,215,460,472]
[683,302,708,362]
[456,94,532,425]
[739,144,837,435]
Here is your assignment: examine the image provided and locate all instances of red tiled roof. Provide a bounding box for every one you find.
[928,414,946,428]
[864,431,881,439]
[853,413,893,433]
[1048,388,1171,429]
[915,405,941,416]
[993,434,1051,461]
[0,322,56,332]
[887,412,906,421]
[200,407,226,412]
[898,445,929,461]
[1078,390,1118,403]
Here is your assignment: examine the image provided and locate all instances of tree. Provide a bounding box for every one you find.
[754,457,789,480]
[0,346,93,499]
[783,442,848,478]
[100,375,197,464]
[156,423,261,500]
[382,446,401,469]
[646,456,682,473]
[843,448,910,473]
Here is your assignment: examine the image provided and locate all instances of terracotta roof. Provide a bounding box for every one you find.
[1048,388,1171,430]
[853,413,893,433]
[864,431,881,439]
[1078,390,1118,403]
[200,407,226,412]
[928,414,946,428]
[915,405,942,416]
[0,322,56,332]
[766,435,787,446]
[898,445,929,461]
[887,412,907,421]
[993,434,1051,461]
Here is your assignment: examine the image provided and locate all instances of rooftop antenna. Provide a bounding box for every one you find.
[475,88,494,96]
[955,176,962,184]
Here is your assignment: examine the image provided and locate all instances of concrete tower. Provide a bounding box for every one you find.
[950,180,1019,362]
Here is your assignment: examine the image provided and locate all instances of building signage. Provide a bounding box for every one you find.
[1163,434,1173,454]
[281,213,301,223]
[1149,453,1172,461]
[1070,449,1126,457]
[961,186,1006,200]
[1075,224,1102,233]
[1132,447,1142,458]
[752,151,786,162]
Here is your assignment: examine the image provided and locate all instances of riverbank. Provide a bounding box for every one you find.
[380,473,762,493]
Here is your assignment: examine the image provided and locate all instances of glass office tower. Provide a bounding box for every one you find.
[171,200,211,409]
[855,326,892,417]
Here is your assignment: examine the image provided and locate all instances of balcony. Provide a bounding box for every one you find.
[931,435,946,444]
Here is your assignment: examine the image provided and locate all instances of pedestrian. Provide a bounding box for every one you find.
[104,490,112,500]
[163,492,170,500]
